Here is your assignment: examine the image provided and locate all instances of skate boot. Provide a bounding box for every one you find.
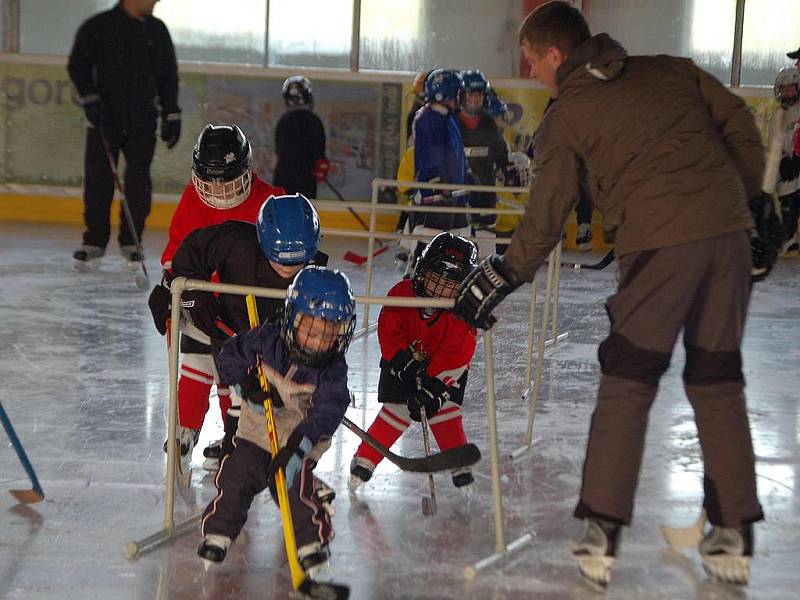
[576,223,593,252]
[73,245,105,271]
[297,542,330,579]
[163,426,199,476]
[699,523,752,585]
[202,413,238,471]
[120,245,143,272]
[452,467,474,500]
[197,534,231,570]
[570,517,621,589]
[781,236,798,254]
[348,456,374,492]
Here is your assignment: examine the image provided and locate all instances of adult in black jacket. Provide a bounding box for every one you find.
[68,0,181,270]
[273,76,329,199]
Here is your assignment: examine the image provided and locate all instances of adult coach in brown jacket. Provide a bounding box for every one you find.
[453,1,768,588]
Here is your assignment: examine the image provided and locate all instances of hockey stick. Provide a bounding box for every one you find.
[560,248,615,271]
[97,127,150,291]
[0,401,44,504]
[324,177,389,265]
[340,416,481,473]
[419,410,437,516]
[246,296,350,600]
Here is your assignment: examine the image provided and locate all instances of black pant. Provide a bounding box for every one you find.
[575,190,592,226]
[780,190,800,242]
[81,127,156,249]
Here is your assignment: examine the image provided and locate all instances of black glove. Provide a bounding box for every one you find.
[388,349,427,385]
[453,254,520,329]
[749,192,783,283]
[161,112,182,149]
[238,371,270,406]
[407,375,450,422]
[180,289,227,340]
[81,95,111,130]
[267,430,312,499]
[147,277,171,335]
[779,155,800,182]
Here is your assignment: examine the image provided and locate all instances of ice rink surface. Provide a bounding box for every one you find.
[1,221,799,599]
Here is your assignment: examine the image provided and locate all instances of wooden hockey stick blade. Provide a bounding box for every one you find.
[343,245,389,266]
[298,577,350,600]
[341,416,481,472]
[9,488,44,504]
[660,510,707,551]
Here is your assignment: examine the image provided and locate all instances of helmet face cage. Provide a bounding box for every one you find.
[774,68,800,106]
[413,233,478,299]
[280,267,356,368]
[192,168,252,209]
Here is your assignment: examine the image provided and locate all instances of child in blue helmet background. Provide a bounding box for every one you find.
[198,266,356,579]
[167,193,327,472]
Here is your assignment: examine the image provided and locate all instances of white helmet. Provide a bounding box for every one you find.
[508,151,531,188]
[774,67,800,107]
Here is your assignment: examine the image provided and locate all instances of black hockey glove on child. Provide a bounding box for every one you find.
[388,349,428,385]
[267,430,312,500]
[408,376,451,422]
[749,192,783,282]
[453,254,520,329]
[180,290,227,340]
[147,276,171,335]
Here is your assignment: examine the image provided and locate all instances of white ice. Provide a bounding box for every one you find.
[1,222,799,599]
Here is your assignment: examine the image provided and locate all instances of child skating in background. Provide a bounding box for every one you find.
[349,232,479,494]
[198,266,356,577]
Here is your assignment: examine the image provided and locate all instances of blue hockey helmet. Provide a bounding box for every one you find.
[281,266,357,367]
[424,69,461,104]
[460,70,490,95]
[484,88,509,119]
[257,194,321,265]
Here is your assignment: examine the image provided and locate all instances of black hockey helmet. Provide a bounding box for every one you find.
[192,124,253,209]
[413,232,478,299]
[282,76,314,108]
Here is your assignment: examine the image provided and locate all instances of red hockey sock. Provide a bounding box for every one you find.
[217,387,232,418]
[429,407,468,452]
[178,366,213,431]
[355,406,409,467]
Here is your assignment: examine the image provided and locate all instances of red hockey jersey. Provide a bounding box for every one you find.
[377,279,477,386]
[160,174,285,267]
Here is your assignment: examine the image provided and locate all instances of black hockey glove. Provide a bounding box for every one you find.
[388,349,428,385]
[453,254,520,329]
[147,275,171,335]
[779,155,800,182]
[408,376,450,422]
[749,192,783,283]
[161,111,182,149]
[180,290,227,341]
[267,430,313,499]
[81,95,111,130]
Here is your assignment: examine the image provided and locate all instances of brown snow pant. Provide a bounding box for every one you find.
[574,230,764,527]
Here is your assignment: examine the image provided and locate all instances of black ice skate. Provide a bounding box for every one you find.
[197,534,231,571]
[120,245,143,272]
[73,245,105,271]
[451,467,474,500]
[202,414,238,471]
[297,542,330,580]
[576,223,593,252]
[699,523,752,585]
[163,426,199,480]
[348,456,374,492]
[570,517,621,589]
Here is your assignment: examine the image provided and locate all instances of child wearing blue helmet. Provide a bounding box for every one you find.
[198,266,356,579]
[167,193,327,473]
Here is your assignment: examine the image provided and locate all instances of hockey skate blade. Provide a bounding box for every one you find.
[702,555,750,585]
[660,510,707,551]
[576,555,614,589]
[297,577,350,600]
[9,488,44,504]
